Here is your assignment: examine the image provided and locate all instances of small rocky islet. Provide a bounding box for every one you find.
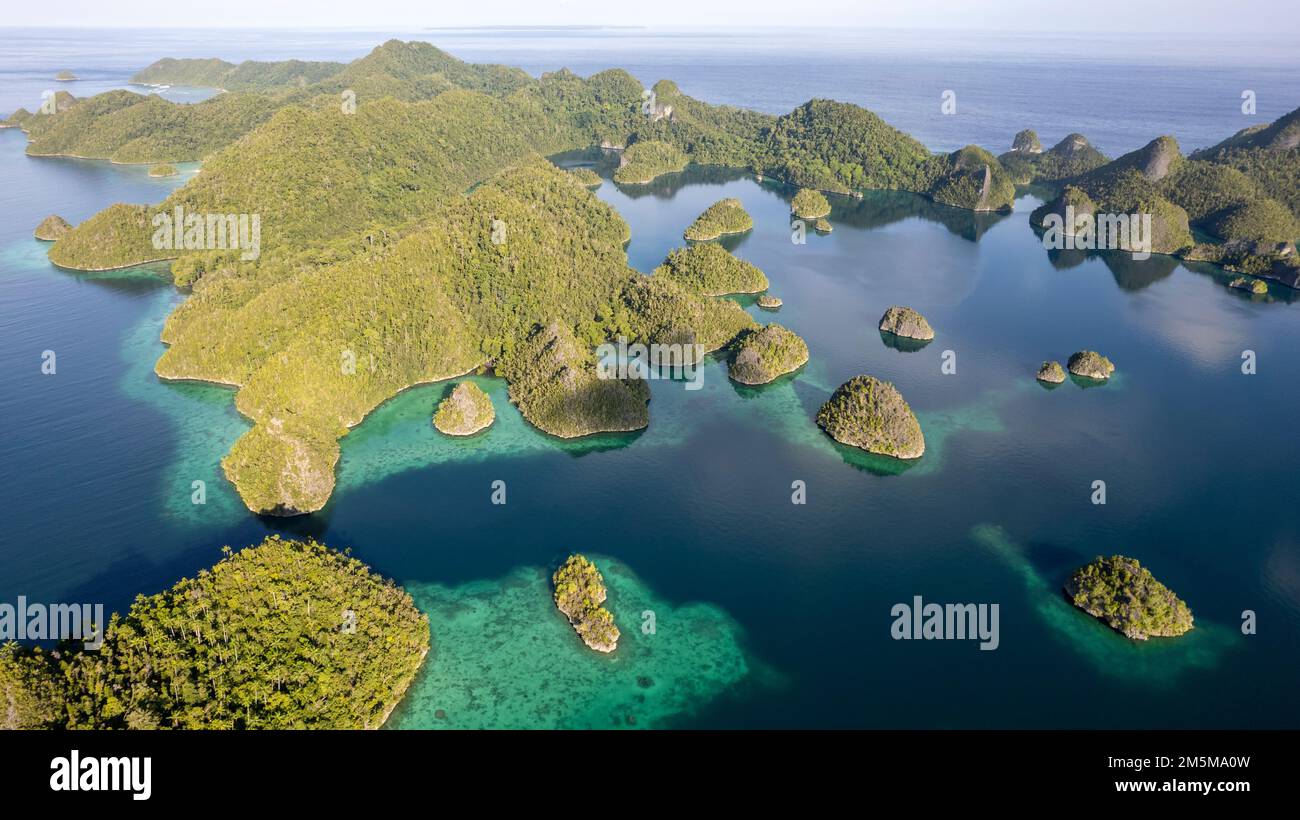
[791,187,831,219]
[727,323,809,385]
[432,381,495,436]
[757,294,782,310]
[1067,350,1116,380]
[1036,360,1066,384]
[816,375,925,459]
[878,305,935,341]
[148,163,179,177]
[1064,555,1194,640]
[552,554,620,653]
[1228,275,1268,294]
[683,197,753,241]
[33,214,72,241]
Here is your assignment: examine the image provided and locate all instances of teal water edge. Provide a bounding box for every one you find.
[1,30,1299,729]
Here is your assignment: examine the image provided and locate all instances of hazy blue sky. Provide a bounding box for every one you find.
[1,0,1286,33]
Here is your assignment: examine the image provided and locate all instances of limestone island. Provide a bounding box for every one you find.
[878,305,935,341]
[1064,555,1194,640]
[568,167,602,187]
[33,214,72,241]
[1067,350,1115,380]
[654,242,768,295]
[1036,360,1066,384]
[552,554,620,653]
[1229,275,1268,294]
[54,71,78,82]
[684,197,753,241]
[757,294,782,309]
[433,382,495,436]
[816,375,925,459]
[0,535,429,728]
[791,188,831,219]
[613,139,687,184]
[728,323,809,385]
[814,217,832,233]
[148,163,179,177]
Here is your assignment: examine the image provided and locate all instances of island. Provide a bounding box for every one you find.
[814,217,832,233]
[684,197,753,241]
[148,163,178,177]
[757,294,782,309]
[552,554,620,653]
[816,375,925,459]
[1036,360,1066,384]
[54,71,78,82]
[33,214,71,241]
[433,381,495,436]
[791,187,831,219]
[1067,350,1115,380]
[0,535,429,729]
[727,323,809,384]
[567,167,602,187]
[1023,116,1300,281]
[1064,555,1194,640]
[613,139,687,184]
[654,242,769,295]
[878,305,935,341]
[998,132,1107,184]
[1009,129,1043,154]
[23,39,1294,515]
[1229,275,1269,294]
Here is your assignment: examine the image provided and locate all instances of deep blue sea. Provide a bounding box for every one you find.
[2,28,1299,729]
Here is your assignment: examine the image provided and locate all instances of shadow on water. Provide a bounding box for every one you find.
[879,330,933,353]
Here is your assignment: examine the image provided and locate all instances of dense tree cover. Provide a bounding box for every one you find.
[998,133,1109,184]
[925,146,1016,211]
[757,99,932,193]
[683,197,753,240]
[552,555,620,652]
[1064,555,1194,640]
[0,536,429,729]
[1191,105,1300,218]
[653,242,768,295]
[1030,138,1195,254]
[568,167,602,187]
[43,39,1297,511]
[65,140,750,512]
[148,163,178,176]
[791,188,831,218]
[22,89,280,164]
[727,323,809,385]
[816,375,925,459]
[131,56,347,90]
[499,322,650,438]
[1029,130,1297,262]
[433,382,495,436]
[613,139,688,183]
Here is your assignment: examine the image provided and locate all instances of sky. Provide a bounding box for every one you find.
[0,0,1288,34]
